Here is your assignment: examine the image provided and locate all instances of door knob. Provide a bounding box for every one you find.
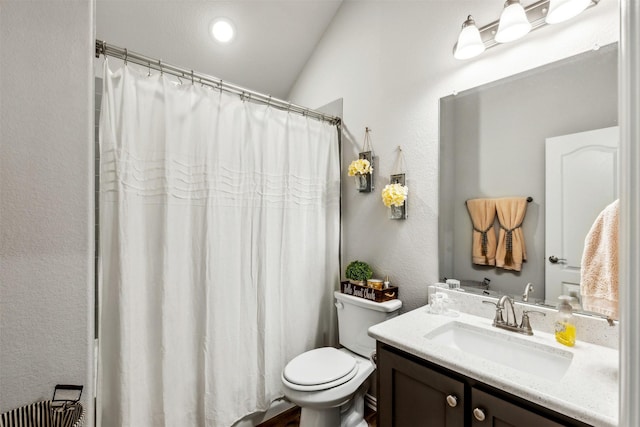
[473,407,486,421]
[446,394,457,407]
[548,255,567,264]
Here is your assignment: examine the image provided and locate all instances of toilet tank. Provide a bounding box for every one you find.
[334,291,402,358]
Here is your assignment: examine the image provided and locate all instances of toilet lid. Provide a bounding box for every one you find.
[283,347,357,387]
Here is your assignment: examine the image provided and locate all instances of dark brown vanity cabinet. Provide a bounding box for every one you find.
[378,343,465,426]
[377,343,590,427]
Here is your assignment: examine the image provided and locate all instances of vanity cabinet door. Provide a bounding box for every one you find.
[471,388,565,427]
[378,346,465,427]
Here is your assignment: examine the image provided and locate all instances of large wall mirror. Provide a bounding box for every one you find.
[439,43,618,313]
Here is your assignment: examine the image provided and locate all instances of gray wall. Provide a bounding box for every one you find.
[0,0,94,416]
[288,0,619,313]
[439,45,618,300]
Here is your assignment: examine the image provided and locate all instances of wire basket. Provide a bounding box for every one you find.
[0,385,85,427]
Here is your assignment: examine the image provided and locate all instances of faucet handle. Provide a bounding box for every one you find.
[523,309,546,317]
[520,310,546,335]
[483,300,504,325]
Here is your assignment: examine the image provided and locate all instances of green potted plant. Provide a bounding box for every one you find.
[345,260,373,285]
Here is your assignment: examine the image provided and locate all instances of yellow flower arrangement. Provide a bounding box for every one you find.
[348,158,373,176]
[381,183,408,207]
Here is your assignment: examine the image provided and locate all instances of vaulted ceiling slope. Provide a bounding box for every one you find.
[97,0,344,99]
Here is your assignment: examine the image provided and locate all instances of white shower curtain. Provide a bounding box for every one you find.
[97,61,340,427]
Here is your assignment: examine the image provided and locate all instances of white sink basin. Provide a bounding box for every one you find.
[424,321,573,380]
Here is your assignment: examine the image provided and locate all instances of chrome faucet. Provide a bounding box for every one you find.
[483,296,546,336]
[498,295,518,327]
[522,283,534,302]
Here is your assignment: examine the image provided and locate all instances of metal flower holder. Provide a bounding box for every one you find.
[389,173,407,220]
[357,127,375,193]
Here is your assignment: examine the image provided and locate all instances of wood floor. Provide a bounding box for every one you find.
[257,406,377,427]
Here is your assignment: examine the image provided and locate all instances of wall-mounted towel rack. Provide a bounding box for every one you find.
[465,196,533,206]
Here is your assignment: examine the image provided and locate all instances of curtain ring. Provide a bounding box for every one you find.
[158,59,163,75]
[219,79,223,93]
[267,95,272,108]
[124,48,128,65]
[191,70,194,85]
[147,61,151,77]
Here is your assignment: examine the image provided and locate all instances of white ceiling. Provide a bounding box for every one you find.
[97,0,344,99]
[97,1,544,100]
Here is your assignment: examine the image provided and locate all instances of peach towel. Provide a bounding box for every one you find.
[495,197,528,272]
[580,199,619,320]
[466,198,497,266]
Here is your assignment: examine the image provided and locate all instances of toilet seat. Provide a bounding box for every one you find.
[282,347,358,392]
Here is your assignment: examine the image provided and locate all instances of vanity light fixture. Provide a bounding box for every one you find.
[495,0,532,43]
[453,15,486,60]
[546,0,592,24]
[210,18,235,44]
[453,0,599,60]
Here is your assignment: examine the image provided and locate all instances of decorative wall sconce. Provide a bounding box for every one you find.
[348,127,375,192]
[381,147,408,220]
[453,0,599,60]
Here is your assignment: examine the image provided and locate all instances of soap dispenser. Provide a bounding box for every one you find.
[555,295,576,347]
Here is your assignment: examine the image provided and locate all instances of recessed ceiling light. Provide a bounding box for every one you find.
[210,18,235,44]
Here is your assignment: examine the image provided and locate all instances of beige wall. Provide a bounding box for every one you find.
[289,0,619,313]
[0,0,95,417]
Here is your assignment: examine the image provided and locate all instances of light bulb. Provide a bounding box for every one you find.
[495,0,532,43]
[211,18,235,44]
[546,0,591,24]
[454,15,486,60]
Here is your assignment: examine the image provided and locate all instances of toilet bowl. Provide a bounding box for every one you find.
[281,292,402,427]
[281,347,374,427]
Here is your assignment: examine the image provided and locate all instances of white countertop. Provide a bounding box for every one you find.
[369,306,619,427]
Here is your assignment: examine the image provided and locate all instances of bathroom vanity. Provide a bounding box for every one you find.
[369,307,618,427]
[377,343,588,426]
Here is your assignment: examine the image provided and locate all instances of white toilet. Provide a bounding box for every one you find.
[281,291,402,427]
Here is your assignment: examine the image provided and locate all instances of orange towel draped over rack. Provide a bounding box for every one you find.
[495,197,528,272]
[466,198,497,266]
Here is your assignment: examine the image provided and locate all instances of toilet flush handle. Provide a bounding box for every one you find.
[335,301,344,310]
[370,351,377,367]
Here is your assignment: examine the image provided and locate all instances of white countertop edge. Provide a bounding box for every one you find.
[369,307,619,427]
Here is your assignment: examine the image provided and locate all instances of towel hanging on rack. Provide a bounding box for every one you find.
[466,198,497,266]
[495,197,528,272]
[580,199,619,320]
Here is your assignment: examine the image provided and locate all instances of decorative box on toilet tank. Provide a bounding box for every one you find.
[340,281,399,303]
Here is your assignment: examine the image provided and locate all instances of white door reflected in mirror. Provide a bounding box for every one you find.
[545,126,619,304]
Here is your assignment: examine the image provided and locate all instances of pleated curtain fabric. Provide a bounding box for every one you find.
[495,197,528,271]
[98,60,340,426]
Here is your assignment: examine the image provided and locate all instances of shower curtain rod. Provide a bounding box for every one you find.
[95,39,341,126]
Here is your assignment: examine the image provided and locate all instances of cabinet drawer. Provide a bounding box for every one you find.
[471,387,565,427]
